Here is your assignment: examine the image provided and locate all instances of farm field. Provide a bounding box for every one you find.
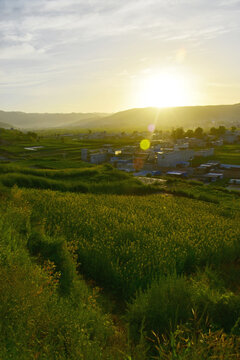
[1,128,240,359]
[193,144,240,166]
[23,189,240,298]
[1,184,240,359]
[214,144,240,164]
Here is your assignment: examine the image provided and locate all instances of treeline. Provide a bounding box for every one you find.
[171,125,236,140]
[0,127,38,142]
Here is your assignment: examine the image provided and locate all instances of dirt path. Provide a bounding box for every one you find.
[136,176,167,185]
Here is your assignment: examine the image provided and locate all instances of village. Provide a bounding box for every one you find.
[80,127,240,189]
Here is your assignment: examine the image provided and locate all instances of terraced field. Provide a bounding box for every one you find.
[23,189,240,298]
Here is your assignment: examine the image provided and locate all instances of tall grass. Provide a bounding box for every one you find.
[0,191,120,360]
[20,188,240,299]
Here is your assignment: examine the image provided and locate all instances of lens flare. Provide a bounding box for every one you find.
[148,124,155,132]
[140,139,150,150]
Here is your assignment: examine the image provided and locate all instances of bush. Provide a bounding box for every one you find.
[191,272,240,332]
[127,270,240,344]
[27,232,76,295]
[126,275,192,340]
[0,197,115,360]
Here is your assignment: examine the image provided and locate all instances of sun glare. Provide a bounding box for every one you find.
[137,71,191,108]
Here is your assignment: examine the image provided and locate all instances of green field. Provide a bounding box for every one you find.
[193,144,240,166]
[23,189,240,298]
[1,128,240,359]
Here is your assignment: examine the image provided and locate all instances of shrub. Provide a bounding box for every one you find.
[27,232,76,295]
[126,275,192,341]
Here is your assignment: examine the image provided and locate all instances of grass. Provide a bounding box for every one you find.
[0,163,157,195]
[0,193,122,360]
[192,144,240,166]
[1,178,240,359]
[1,128,240,358]
[21,188,240,298]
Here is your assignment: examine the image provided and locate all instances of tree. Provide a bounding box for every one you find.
[218,126,226,136]
[171,127,185,140]
[194,127,204,139]
[185,129,194,138]
[210,127,217,136]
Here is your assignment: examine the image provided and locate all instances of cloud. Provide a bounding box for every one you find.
[1,0,239,54]
[0,0,240,111]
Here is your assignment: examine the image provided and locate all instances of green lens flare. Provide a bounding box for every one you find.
[140,139,150,150]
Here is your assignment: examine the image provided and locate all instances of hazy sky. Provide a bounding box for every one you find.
[1,0,240,112]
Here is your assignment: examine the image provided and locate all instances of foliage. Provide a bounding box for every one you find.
[126,275,192,341]
[21,188,240,299]
[0,164,154,195]
[127,270,240,345]
[0,190,120,360]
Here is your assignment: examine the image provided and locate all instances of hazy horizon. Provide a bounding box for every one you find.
[1,0,240,113]
[1,101,240,115]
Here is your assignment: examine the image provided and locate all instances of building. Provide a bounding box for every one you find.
[205,172,224,182]
[188,138,206,148]
[211,139,223,147]
[229,179,240,185]
[118,161,135,172]
[166,170,188,178]
[195,148,214,157]
[222,131,239,144]
[81,149,88,161]
[220,164,240,170]
[90,153,107,164]
[157,149,195,168]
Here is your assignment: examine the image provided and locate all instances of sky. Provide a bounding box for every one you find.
[0,0,240,113]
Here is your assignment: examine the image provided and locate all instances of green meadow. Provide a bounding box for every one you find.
[192,144,240,166]
[1,128,240,359]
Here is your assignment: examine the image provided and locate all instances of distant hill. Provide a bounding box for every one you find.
[0,103,240,130]
[0,121,12,129]
[0,110,109,129]
[51,103,240,130]
[80,104,240,131]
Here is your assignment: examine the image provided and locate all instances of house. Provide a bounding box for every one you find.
[211,139,223,147]
[195,148,214,157]
[90,153,107,164]
[229,179,240,185]
[198,162,219,173]
[222,131,239,144]
[157,149,195,168]
[220,164,240,170]
[188,138,206,148]
[133,170,152,177]
[205,172,223,182]
[118,162,135,172]
[166,171,188,178]
[81,149,88,161]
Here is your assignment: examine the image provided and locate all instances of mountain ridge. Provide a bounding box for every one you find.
[0,103,240,130]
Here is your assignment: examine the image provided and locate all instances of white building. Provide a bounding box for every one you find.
[195,148,214,157]
[81,149,88,161]
[90,153,107,164]
[157,149,195,167]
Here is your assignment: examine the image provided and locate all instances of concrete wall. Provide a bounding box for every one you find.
[81,149,88,161]
[157,150,195,167]
[195,148,214,157]
[90,153,107,164]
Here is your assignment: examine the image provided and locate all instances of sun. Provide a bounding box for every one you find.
[137,71,191,108]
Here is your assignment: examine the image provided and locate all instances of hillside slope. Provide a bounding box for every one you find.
[89,103,240,130]
[1,103,240,130]
[0,110,109,129]
[0,121,12,129]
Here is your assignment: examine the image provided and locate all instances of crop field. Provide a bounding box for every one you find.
[1,177,240,358]
[193,144,240,166]
[1,128,240,359]
[22,189,240,298]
